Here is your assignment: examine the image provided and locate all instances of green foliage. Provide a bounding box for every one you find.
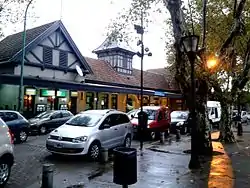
[107,0,167,42]
[0,0,33,38]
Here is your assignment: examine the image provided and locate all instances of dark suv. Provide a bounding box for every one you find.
[0,110,30,143]
[29,110,73,134]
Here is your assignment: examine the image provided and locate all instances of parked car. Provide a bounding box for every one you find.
[170,111,189,135]
[46,109,133,160]
[0,118,14,187]
[126,109,139,120]
[232,110,250,123]
[207,101,221,128]
[130,106,171,140]
[29,110,73,134]
[0,110,30,143]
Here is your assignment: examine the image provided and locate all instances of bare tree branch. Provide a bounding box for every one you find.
[232,38,250,90]
[219,0,246,56]
[202,0,207,48]
[233,0,238,17]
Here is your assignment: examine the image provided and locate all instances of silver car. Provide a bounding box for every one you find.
[46,110,133,160]
[0,118,14,187]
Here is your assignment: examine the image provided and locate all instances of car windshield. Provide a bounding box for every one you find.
[171,111,188,120]
[134,109,156,120]
[35,111,53,119]
[66,113,103,127]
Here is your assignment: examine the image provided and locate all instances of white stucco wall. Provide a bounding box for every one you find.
[14,65,83,82]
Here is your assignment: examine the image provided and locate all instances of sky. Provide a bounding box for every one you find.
[3,0,170,70]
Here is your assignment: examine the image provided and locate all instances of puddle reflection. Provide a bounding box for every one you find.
[208,141,234,188]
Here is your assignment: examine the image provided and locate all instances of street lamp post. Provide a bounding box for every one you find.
[17,0,34,112]
[134,11,152,151]
[181,34,201,169]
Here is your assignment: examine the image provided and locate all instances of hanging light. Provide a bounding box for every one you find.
[181,35,200,53]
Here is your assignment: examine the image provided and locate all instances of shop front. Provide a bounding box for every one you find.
[22,87,76,117]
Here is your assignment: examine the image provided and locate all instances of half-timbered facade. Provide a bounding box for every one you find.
[0,20,184,117]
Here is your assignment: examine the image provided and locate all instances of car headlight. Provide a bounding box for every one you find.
[72,136,88,143]
[176,122,184,126]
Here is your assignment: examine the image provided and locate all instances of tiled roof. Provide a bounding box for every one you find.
[147,67,179,90]
[0,21,57,61]
[84,57,177,91]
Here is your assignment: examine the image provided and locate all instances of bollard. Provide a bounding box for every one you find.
[41,164,54,188]
[160,132,165,144]
[168,137,172,145]
[100,148,109,163]
[176,129,180,141]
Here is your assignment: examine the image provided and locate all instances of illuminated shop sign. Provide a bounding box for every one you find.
[70,91,78,97]
[40,89,67,97]
[154,91,165,97]
[57,90,67,97]
[25,88,36,96]
[40,89,55,97]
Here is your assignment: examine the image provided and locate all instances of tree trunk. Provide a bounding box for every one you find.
[166,0,212,156]
[218,101,235,143]
[196,80,213,155]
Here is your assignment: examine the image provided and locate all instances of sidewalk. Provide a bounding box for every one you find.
[28,132,247,188]
[224,125,250,188]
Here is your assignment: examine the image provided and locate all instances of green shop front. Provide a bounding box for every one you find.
[22,87,79,117]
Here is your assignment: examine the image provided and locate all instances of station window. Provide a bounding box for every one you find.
[86,92,94,110]
[111,94,118,109]
[100,93,109,109]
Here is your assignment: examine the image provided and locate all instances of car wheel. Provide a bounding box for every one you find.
[124,135,131,148]
[39,126,47,135]
[150,132,156,140]
[0,159,11,188]
[88,142,101,161]
[18,130,28,143]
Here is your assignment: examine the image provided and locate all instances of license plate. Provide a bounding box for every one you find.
[54,143,63,148]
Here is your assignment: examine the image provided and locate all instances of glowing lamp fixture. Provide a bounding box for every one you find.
[207,58,218,69]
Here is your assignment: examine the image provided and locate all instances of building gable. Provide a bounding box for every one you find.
[24,29,81,71]
[0,20,92,74]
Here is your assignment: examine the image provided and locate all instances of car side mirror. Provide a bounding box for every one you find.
[131,115,134,119]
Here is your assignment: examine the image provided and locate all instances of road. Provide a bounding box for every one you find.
[5,134,160,188]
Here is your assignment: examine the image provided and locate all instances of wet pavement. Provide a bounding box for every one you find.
[224,125,250,188]
[5,134,162,188]
[6,128,250,188]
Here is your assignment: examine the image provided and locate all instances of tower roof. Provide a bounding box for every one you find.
[93,35,136,55]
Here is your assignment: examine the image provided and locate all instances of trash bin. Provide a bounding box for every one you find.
[113,147,137,185]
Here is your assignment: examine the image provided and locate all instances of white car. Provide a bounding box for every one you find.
[46,110,133,160]
[126,109,139,120]
[232,110,250,123]
[0,118,14,187]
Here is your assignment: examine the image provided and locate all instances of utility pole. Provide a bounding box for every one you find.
[134,10,152,152]
[139,11,144,151]
[17,0,33,112]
